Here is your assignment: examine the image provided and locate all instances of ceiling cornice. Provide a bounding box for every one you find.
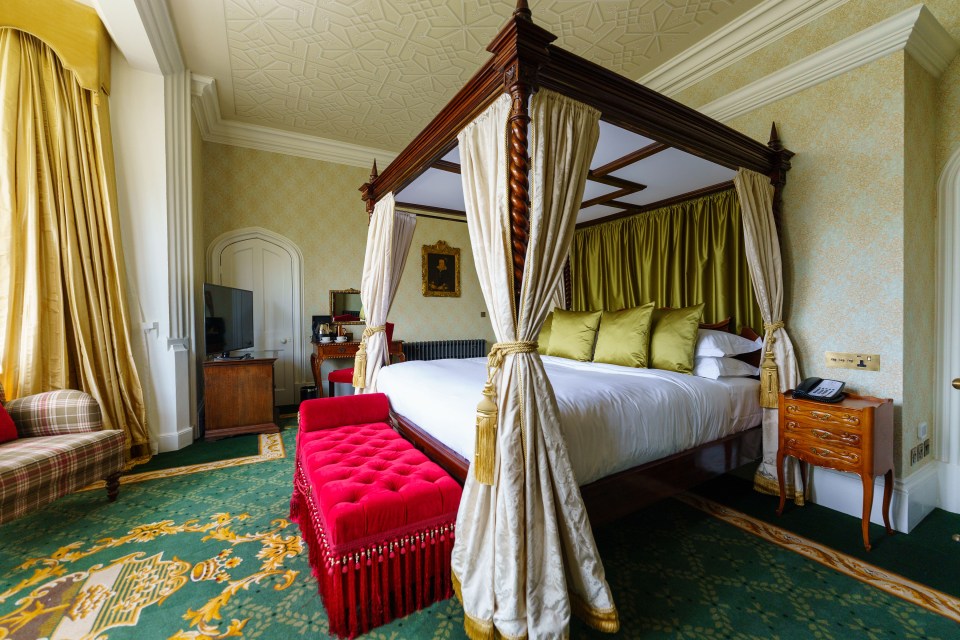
[191,75,397,169]
[639,0,849,96]
[132,0,184,75]
[94,0,183,74]
[699,4,959,123]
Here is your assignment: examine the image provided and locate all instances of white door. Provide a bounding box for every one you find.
[216,237,297,406]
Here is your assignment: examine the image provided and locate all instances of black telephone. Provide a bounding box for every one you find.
[793,377,846,403]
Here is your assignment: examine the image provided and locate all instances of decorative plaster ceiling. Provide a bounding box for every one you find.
[169,0,760,151]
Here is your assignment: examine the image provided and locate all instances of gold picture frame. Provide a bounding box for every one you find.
[422,240,460,297]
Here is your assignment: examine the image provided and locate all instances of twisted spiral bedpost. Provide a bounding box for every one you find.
[508,79,531,309]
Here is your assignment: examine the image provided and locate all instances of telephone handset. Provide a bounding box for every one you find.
[793,377,846,403]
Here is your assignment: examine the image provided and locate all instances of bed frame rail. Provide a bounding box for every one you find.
[391,411,761,528]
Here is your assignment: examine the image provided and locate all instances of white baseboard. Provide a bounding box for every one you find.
[808,462,940,533]
[938,461,960,514]
[156,426,195,453]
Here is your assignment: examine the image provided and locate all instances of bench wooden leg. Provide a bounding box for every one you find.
[106,473,120,502]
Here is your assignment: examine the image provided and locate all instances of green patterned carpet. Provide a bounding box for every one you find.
[1,426,957,639]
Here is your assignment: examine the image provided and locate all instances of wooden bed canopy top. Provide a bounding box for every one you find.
[360,0,793,303]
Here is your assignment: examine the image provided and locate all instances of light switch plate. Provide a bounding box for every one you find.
[825,352,880,371]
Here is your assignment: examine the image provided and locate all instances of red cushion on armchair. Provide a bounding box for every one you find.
[0,405,17,443]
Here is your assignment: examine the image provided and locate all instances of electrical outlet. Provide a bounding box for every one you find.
[918,422,928,440]
[825,352,880,371]
[480,311,486,318]
[911,439,932,465]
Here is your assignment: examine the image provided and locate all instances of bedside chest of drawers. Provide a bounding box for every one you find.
[776,391,895,550]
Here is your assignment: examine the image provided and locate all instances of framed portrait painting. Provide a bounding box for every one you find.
[422,240,460,297]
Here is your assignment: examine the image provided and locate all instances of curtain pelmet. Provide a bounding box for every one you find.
[571,189,763,334]
[0,29,149,459]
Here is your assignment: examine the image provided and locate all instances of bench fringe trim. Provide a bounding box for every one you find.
[291,463,456,638]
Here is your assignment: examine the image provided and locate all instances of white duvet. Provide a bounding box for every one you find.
[377,355,761,485]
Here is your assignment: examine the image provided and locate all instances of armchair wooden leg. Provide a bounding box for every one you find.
[106,473,120,502]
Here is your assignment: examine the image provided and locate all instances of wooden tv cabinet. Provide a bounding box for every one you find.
[203,357,279,441]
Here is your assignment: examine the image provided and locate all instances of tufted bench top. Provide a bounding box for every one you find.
[296,395,461,556]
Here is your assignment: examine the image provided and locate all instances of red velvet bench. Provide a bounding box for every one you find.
[290,393,462,638]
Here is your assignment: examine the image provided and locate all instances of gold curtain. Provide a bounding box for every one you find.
[570,189,763,334]
[0,29,150,460]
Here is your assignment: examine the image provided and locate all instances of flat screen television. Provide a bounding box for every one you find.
[203,283,254,359]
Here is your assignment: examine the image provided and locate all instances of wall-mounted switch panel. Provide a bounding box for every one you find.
[825,352,880,371]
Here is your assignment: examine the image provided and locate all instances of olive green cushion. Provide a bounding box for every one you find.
[547,310,602,361]
[537,312,554,355]
[593,303,655,368]
[650,304,704,374]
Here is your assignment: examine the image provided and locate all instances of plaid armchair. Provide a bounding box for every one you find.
[0,383,126,525]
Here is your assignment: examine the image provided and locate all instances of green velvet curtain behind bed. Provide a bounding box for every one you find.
[571,189,763,334]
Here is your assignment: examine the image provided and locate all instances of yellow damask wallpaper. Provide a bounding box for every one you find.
[201,143,495,388]
[675,0,960,477]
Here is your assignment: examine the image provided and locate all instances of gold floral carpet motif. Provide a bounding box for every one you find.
[0,513,300,640]
[1,425,958,639]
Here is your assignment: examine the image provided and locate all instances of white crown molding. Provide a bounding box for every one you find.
[699,4,959,123]
[191,75,396,169]
[639,0,849,97]
[133,0,184,75]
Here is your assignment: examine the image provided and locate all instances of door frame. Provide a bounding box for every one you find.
[937,145,960,513]
[207,227,305,403]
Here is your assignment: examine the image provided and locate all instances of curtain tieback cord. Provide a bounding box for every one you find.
[352,325,386,389]
[474,340,538,485]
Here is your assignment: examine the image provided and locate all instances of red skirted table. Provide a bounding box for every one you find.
[290,393,462,637]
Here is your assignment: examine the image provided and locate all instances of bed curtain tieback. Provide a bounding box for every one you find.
[352,325,386,389]
[474,340,538,485]
[760,321,785,408]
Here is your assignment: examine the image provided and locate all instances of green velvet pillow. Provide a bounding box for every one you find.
[537,311,554,355]
[593,303,655,367]
[547,309,602,361]
[649,304,704,373]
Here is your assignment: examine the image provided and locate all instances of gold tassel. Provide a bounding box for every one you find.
[474,380,498,485]
[759,336,779,409]
[352,325,386,389]
[352,343,367,389]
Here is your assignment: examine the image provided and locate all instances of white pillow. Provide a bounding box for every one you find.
[695,329,762,357]
[693,356,760,379]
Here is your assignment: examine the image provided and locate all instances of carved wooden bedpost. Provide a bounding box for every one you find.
[507,68,531,305]
[487,0,556,311]
[359,159,379,224]
[767,123,794,228]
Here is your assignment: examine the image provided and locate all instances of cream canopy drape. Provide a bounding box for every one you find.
[451,90,618,639]
[0,29,149,459]
[734,168,803,503]
[354,194,416,392]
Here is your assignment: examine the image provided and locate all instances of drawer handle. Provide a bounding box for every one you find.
[812,428,860,446]
[786,404,799,413]
[810,411,832,421]
[841,414,860,426]
[810,446,860,465]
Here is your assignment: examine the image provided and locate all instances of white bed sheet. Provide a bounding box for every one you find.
[377,355,761,485]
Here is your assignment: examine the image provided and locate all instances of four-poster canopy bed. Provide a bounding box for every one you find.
[358,4,792,518]
[350,2,795,638]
